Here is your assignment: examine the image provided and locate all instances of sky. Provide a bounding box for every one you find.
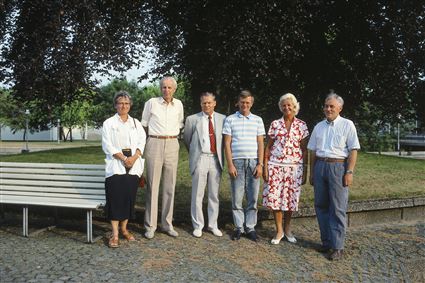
[94,63,153,88]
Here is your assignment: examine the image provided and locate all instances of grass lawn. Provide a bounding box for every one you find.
[1,143,424,211]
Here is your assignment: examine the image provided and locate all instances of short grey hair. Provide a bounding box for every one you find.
[325,92,344,107]
[278,93,300,115]
[238,90,254,103]
[200,91,216,101]
[160,76,177,89]
[113,90,133,106]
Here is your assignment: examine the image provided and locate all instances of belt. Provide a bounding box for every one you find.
[316,157,346,163]
[149,135,178,139]
[201,153,217,157]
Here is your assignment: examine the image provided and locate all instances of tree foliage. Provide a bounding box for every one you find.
[1,0,424,139]
[146,0,425,129]
[0,0,150,129]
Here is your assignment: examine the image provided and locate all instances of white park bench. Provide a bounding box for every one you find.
[0,162,105,243]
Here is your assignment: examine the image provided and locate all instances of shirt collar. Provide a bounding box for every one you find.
[326,115,341,126]
[115,113,133,124]
[236,111,253,119]
[160,96,174,105]
[203,112,214,119]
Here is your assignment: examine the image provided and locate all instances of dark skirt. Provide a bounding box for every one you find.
[104,174,139,221]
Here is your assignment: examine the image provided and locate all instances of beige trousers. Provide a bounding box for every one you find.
[144,137,179,232]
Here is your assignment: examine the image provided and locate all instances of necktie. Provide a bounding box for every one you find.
[208,115,217,154]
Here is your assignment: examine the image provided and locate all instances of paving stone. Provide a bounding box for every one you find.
[0,220,424,281]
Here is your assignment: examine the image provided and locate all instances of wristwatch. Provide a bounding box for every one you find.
[345,170,353,174]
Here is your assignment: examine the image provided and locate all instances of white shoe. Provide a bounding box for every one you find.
[285,234,297,243]
[271,234,284,245]
[144,230,155,239]
[165,229,179,237]
[209,228,223,237]
[193,229,202,238]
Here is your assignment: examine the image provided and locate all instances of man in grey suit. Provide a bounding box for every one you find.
[184,92,226,238]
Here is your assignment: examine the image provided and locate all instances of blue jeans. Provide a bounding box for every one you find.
[230,158,260,233]
[313,160,348,250]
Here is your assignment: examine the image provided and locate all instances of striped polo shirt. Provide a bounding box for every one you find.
[222,111,266,159]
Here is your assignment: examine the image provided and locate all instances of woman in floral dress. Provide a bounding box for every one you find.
[263,93,309,244]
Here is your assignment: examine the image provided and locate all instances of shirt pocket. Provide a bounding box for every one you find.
[332,134,346,148]
[316,135,325,149]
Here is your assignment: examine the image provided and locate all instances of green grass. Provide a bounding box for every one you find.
[1,143,424,209]
[0,146,105,164]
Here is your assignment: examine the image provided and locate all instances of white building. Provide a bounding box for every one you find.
[0,125,101,141]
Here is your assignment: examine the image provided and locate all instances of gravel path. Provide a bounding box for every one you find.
[0,215,423,282]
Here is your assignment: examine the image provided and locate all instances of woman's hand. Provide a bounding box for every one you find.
[262,168,269,182]
[301,171,307,185]
[123,155,138,168]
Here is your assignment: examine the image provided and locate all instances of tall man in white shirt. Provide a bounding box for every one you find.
[141,76,184,239]
[308,93,360,261]
[183,92,226,238]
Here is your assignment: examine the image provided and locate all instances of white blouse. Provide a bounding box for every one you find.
[102,113,146,178]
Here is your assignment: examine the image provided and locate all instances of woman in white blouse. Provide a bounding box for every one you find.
[102,91,146,248]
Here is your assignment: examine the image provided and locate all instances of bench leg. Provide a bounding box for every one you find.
[87,210,93,243]
[23,206,29,237]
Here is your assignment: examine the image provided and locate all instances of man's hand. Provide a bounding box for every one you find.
[228,164,238,178]
[343,173,353,187]
[253,164,262,179]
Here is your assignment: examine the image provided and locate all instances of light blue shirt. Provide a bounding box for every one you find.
[222,111,265,159]
[307,115,360,159]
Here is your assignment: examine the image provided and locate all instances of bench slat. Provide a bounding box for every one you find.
[1,173,104,182]
[1,190,105,200]
[1,195,104,209]
[0,162,104,170]
[1,185,104,195]
[0,167,105,176]
[0,179,104,188]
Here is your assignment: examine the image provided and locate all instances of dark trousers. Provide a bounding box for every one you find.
[313,160,348,250]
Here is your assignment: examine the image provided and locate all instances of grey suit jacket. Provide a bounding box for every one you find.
[183,111,226,175]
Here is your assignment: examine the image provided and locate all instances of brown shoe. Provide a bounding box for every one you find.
[328,249,344,261]
[108,236,119,248]
[122,231,136,241]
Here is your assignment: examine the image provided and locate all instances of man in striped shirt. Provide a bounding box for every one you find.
[223,90,265,241]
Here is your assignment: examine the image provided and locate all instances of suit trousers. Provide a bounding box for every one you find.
[191,154,222,230]
[313,160,348,250]
[144,137,179,232]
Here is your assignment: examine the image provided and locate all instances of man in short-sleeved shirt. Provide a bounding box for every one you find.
[141,76,184,239]
[308,92,360,261]
[223,90,265,242]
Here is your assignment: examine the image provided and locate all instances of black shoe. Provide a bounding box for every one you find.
[317,245,331,254]
[246,230,258,242]
[232,229,242,240]
[328,249,344,261]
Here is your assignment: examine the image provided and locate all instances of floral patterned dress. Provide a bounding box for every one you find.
[262,117,309,211]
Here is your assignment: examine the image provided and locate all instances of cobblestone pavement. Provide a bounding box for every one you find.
[0,216,424,282]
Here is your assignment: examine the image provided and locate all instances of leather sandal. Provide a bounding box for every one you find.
[122,231,136,241]
[108,236,119,248]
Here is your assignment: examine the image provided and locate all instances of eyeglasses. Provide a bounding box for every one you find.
[116,102,130,106]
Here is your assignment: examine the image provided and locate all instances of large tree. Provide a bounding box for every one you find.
[0,0,150,129]
[146,0,425,128]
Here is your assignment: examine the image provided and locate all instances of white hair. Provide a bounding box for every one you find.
[325,92,344,107]
[160,76,177,89]
[278,93,300,115]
